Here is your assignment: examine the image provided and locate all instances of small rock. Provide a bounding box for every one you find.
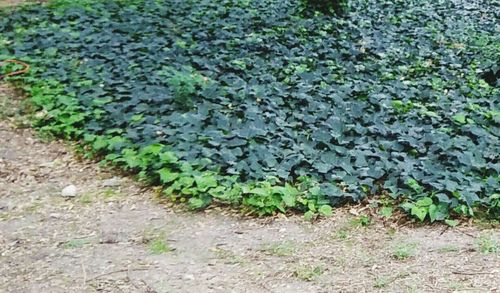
[49,213,61,219]
[183,274,195,280]
[61,185,77,197]
[102,177,121,187]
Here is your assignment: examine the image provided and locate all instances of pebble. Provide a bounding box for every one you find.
[102,177,121,187]
[61,185,77,197]
[183,274,195,280]
[49,213,61,219]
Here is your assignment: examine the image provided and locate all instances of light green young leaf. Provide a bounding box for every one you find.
[416,197,433,207]
[428,204,438,222]
[304,210,315,221]
[195,174,218,192]
[379,206,393,218]
[158,168,179,183]
[452,114,466,124]
[411,206,427,221]
[318,205,333,217]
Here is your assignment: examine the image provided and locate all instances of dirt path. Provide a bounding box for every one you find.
[0,0,43,8]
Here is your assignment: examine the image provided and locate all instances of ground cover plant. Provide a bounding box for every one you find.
[0,0,498,221]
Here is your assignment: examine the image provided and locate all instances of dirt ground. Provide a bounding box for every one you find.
[0,1,499,290]
[0,0,45,8]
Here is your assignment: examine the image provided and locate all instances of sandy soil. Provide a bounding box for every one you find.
[0,0,44,8]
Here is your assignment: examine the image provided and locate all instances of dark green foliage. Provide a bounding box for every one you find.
[0,0,498,220]
[304,0,348,14]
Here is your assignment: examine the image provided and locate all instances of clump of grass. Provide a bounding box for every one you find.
[349,215,371,228]
[102,188,119,199]
[63,238,90,249]
[294,264,324,281]
[437,245,459,253]
[392,243,417,260]
[262,240,297,257]
[336,229,349,240]
[149,236,172,255]
[212,248,246,265]
[78,193,93,204]
[374,276,389,288]
[373,272,410,288]
[475,233,498,254]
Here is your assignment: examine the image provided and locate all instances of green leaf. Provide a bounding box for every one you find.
[452,114,467,124]
[444,219,459,227]
[282,183,298,207]
[249,187,269,196]
[400,202,414,211]
[428,204,438,222]
[158,168,179,183]
[159,151,179,164]
[92,136,108,150]
[178,176,195,188]
[195,174,218,192]
[304,211,315,221]
[416,197,433,207]
[379,206,393,218]
[411,206,427,221]
[318,205,333,217]
[120,149,141,169]
[406,178,424,194]
[282,193,296,207]
[188,196,212,210]
[141,143,164,155]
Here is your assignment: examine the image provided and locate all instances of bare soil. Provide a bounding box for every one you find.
[0,0,38,8]
[0,4,499,290]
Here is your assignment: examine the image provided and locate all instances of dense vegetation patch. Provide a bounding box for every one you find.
[0,0,498,220]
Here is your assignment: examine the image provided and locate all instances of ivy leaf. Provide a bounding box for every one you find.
[304,210,315,221]
[416,197,433,207]
[281,183,298,207]
[92,136,108,150]
[428,204,438,222]
[407,178,424,194]
[188,196,212,210]
[159,151,179,164]
[318,205,333,217]
[195,174,218,192]
[411,206,427,221]
[452,114,467,124]
[158,168,179,183]
[379,206,393,218]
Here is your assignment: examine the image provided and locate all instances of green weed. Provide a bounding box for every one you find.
[78,193,93,204]
[392,243,417,260]
[149,236,172,255]
[336,229,349,240]
[437,245,459,253]
[294,264,324,281]
[349,215,371,227]
[212,248,246,265]
[63,238,90,249]
[475,233,498,254]
[374,276,390,288]
[262,241,297,257]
